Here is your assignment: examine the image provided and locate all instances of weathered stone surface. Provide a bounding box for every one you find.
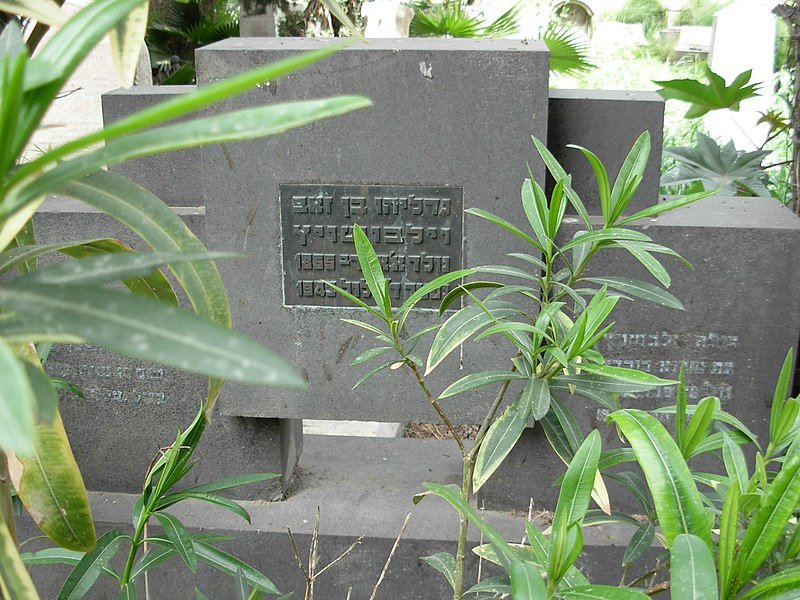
[547,89,664,215]
[101,86,204,206]
[194,38,550,423]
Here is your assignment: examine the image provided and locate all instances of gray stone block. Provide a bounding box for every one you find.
[481,195,800,512]
[547,89,664,215]
[21,436,661,598]
[33,197,291,499]
[193,37,551,423]
[101,86,204,207]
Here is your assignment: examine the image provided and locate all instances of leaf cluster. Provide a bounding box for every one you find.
[409,0,522,39]
[22,404,283,599]
[655,65,761,119]
[662,132,771,197]
[421,349,800,598]
[0,1,367,596]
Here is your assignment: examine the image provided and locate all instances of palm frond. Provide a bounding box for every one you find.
[543,25,595,77]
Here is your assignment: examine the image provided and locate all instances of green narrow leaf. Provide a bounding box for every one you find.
[722,432,749,494]
[520,178,550,251]
[671,534,717,600]
[0,0,65,27]
[420,553,457,592]
[20,250,233,288]
[129,544,177,581]
[718,480,739,599]
[769,349,794,442]
[509,560,547,599]
[352,359,397,390]
[732,455,800,595]
[438,370,527,399]
[352,224,390,317]
[551,430,601,542]
[682,396,718,458]
[560,228,650,252]
[57,530,128,600]
[541,395,583,463]
[607,410,711,549]
[437,280,504,315]
[582,276,684,310]
[464,207,542,250]
[473,390,531,491]
[530,377,550,420]
[14,97,372,215]
[318,0,363,37]
[675,366,687,454]
[553,373,659,394]
[154,512,196,573]
[118,583,138,600]
[623,521,655,566]
[425,300,520,374]
[531,136,591,228]
[421,482,516,569]
[615,242,670,288]
[397,268,476,323]
[742,566,800,599]
[614,189,715,226]
[157,491,251,523]
[569,144,611,223]
[0,518,41,600]
[0,338,35,453]
[0,283,305,389]
[349,346,394,366]
[464,577,512,595]
[194,542,280,595]
[576,363,676,387]
[561,585,649,599]
[610,131,650,223]
[235,567,249,600]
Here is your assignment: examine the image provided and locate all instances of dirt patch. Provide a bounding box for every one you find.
[403,422,480,440]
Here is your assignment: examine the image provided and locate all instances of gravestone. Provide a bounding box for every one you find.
[36,198,297,500]
[196,37,550,424]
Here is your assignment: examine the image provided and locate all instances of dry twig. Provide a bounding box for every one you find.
[368,512,412,600]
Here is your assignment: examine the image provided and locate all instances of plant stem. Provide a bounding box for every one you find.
[120,512,148,587]
[408,363,467,458]
[0,451,16,546]
[453,455,472,600]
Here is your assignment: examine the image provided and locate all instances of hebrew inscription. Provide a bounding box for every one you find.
[599,330,739,403]
[280,184,463,308]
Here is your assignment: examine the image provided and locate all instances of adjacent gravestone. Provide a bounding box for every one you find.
[481,195,800,510]
[36,197,297,500]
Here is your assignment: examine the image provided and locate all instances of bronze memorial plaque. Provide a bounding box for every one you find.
[280,184,463,308]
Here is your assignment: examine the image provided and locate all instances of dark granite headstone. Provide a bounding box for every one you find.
[194,38,551,423]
